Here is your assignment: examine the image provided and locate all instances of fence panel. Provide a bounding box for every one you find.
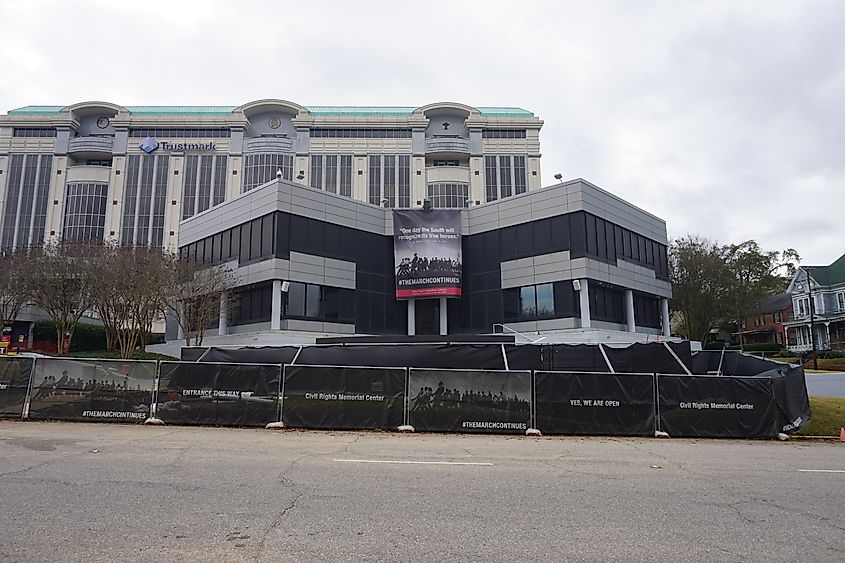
[156,362,280,427]
[657,374,779,438]
[281,365,406,430]
[408,369,532,434]
[534,371,656,436]
[0,357,34,418]
[27,358,156,422]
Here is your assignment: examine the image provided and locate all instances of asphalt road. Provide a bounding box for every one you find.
[0,422,843,562]
[805,373,845,397]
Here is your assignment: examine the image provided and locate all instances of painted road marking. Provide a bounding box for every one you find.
[798,469,845,473]
[334,459,493,466]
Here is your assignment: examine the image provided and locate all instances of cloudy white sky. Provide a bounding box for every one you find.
[1,0,842,265]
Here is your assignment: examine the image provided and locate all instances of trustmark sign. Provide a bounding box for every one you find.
[139,137,216,153]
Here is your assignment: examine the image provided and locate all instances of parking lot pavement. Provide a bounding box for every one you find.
[1,421,843,562]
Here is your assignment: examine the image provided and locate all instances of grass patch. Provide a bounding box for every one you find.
[796,396,845,437]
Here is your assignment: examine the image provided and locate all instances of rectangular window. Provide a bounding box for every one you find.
[427,183,469,208]
[325,155,338,194]
[0,155,47,250]
[513,156,527,194]
[368,156,382,205]
[310,155,323,189]
[484,156,498,202]
[499,156,512,198]
[305,284,321,318]
[383,156,396,207]
[838,292,845,311]
[311,128,411,138]
[287,282,306,317]
[398,156,411,208]
[62,182,108,243]
[12,128,57,138]
[519,286,537,319]
[129,128,230,138]
[121,154,169,247]
[339,155,353,197]
[535,283,554,317]
[481,129,526,138]
[243,153,293,191]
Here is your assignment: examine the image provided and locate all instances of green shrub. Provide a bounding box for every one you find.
[739,343,783,353]
[32,321,106,352]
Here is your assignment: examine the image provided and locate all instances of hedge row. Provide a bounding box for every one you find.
[31,321,164,353]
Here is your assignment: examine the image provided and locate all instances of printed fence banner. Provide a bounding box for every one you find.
[0,357,34,418]
[408,369,531,434]
[28,358,155,422]
[156,362,280,427]
[657,375,779,438]
[282,365,406,430]
[393,210,462,299]
[534,371,656,436]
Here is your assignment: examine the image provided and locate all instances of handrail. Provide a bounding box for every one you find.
[491,323,547,344]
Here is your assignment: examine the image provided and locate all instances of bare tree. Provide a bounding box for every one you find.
[88,245,173,358]
[0,250,34,346]
[24,242,97,355]
[164,258,236,347]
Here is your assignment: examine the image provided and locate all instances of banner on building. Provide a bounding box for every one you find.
[534,371,656,436]
[282,365,406,430]
[657,374,779,438]
[27,358,156,422]
[393,210,462,299]
[408,369,531,434]
[156,362,281,427]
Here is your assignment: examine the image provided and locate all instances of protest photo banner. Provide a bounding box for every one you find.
[0,357,34,418]
[282,365,406,430]
[27,358,156,422]
[393,210,462,299]
[408,369,531,434]
[534,371,656,436]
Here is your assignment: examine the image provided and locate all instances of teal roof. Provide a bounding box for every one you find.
[306,106,416,116]
[125,105,237,115]
[476,107,534,117]
[7,104,534,118]
[7,105,63,116]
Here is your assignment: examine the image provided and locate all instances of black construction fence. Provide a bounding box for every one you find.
[0,343,811,438]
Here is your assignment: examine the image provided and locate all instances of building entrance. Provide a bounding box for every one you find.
[415,299,440,335]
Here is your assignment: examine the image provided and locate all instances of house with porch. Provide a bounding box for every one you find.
[783,252,845,353]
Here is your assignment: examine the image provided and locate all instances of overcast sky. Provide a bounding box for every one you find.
[1,0,842,265]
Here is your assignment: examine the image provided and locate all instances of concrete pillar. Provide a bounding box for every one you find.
[218,291,228,336]
[578,279,591,329]
[661,298,671,338]
[271,280,282,331]
[625,289,636,333]
[439,297,448,336]
[407,299,416,336]
[177,322,184,341]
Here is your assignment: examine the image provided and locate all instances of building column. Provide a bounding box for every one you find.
[177,322,184,341]
[218,291,228,336]
[271,280,282,331]
[578,279,591,329]
[661,298,671,338]
[625,289,636,333]
[407,299,416,336]
[823,322,831,350]
[439,297,448,336]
